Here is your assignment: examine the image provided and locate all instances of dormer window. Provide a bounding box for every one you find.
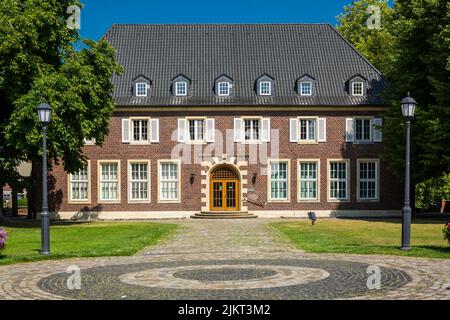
[136,82,148,97]
[218,82,230,96]
[259,81,272,96]
[352,82,364,96]
[175,81,188,96]
[300,82,313,96]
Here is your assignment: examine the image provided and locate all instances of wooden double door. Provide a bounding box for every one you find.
[209,166,240,212]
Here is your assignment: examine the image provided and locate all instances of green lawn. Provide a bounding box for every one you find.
[0,221,177,265]
[272,219,450,259]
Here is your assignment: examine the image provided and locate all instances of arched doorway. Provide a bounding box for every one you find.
[209,165,240,211]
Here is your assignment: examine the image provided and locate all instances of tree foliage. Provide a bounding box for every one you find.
[0,0,122,184]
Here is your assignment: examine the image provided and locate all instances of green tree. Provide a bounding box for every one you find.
[337,0,395,75]
[0,0,122,216]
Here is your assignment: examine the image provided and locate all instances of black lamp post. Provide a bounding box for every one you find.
[37,103,51,256]
[400,93,417,251]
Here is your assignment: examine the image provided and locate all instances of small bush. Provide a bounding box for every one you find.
[443,223,450,244]
[0,228,8,251]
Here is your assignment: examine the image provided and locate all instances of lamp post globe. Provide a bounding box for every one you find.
[37,102,52,256]
[400,93,417,251]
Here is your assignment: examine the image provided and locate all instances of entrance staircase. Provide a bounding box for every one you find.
[191,211,258,219]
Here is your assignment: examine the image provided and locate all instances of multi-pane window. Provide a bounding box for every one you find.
[132,119,148,142]
[352,82,364,96]
[130,163,149,201]
[218,82,230,96]
[160,162,179,201]
[259,81,271,95]
[100,162,119,201]
[136,82,148,97]
[359,161,378,200]
[299,162,318,200]
[175,82,187,96]
[70,164,89,201]
[244,119,260,141]
[329,161,348,200]
[355,118,371,142]
[189,119,205,141]
[299,119,317,141]
[300,82,312,96]
[270,161,288,200]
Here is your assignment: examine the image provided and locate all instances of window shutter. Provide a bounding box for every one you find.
[177,119,186,143]
[206,118,215,143]
[150,119,159,143]
[345,118,355,143]
[318,118,327,142]
[290,119,298,142]
[234,118,242,142]
[122,119,130,143]
[261,118,271,142]
[373,118,383,142]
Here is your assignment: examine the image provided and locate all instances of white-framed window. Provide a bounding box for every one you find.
[218,82,230,96]
[299,118,317,142]
[69,162,90,202]
[175,81,188,96]
[131,119,149,142]
[259,81,272,96]
[129,161,150,202]
[159,161,180,202]
[299,161,319,201]
[244,118,260,141]
[300,82,312,96]
[99,161,120,202]
[355,118,372,142]
[352,82,364,96]
[136,82,148,97]
[188,119,205,142]
[269,160,289,201]
[328,160,349,201]
[358,160,379,201]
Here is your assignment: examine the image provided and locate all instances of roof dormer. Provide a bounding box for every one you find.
[296,74,316,97]
[215,75,233,97]
[256,74,274,96]
[346,74,368,97]
[172,74,191,97]
[132,75,152,97]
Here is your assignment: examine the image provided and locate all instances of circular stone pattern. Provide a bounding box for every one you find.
[37,259,412,300]
[174,267,277,281]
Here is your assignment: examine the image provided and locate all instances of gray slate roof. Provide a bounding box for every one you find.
[103,24,385,107]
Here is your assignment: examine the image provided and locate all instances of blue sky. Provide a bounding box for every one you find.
[79,0,355,40]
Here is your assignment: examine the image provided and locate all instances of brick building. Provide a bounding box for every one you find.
[50,24,402,219]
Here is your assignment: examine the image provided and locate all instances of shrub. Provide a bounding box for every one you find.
[443,223,450,245]
[0,228,8,251]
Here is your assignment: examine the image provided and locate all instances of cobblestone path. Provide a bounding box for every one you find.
[0,219,449,300]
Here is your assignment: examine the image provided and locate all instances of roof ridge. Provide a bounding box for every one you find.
[108,23,332,27]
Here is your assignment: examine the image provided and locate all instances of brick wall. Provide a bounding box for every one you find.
[50,109,403,215]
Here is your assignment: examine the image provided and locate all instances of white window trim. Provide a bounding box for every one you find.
[130,117,151,145]
[83,138,96,146]
[127,160,151,203]
[300,81,313,96]
[357,159,380,202]
[157,159,181,203]
[241,116,263,144]
[175,81,188,96]
[267,159,291,203]
[68,160,91,204]
[298,159,320,202]
[259,81,272,96]
[297,117,319,144]
[327,159,350,202]
[186,117,207,144]
[218,82,230,96]
[136,82,148,97]
[98,160,121,204]
[354,117,373,144]
[352,82,364,96]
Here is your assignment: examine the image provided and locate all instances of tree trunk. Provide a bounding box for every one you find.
[28,160,42,220]
[0,184,3,217]
[12,188,18,217]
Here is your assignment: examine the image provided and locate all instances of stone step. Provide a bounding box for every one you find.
[191,212,258,219]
